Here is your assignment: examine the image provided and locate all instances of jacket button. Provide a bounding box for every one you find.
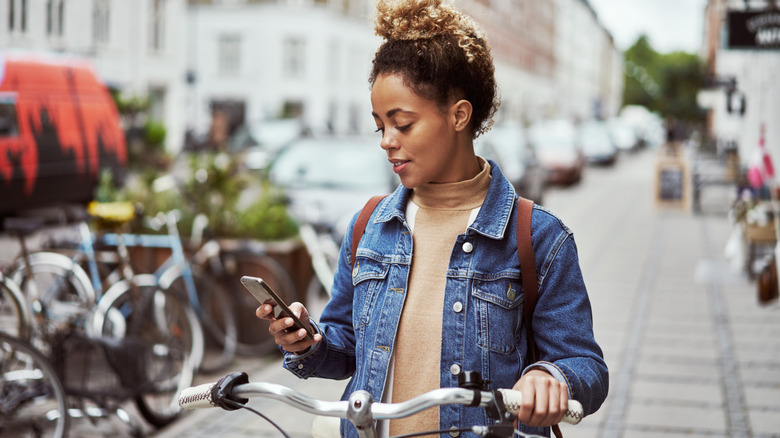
[462,242,473,253]
[450,364,461,375]
[507,286,516,301]
[297,364,304,369]
[352,264,359,278]
[449,427,460,437]
[452,301,463,313]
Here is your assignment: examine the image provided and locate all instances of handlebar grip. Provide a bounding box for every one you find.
[179,382,217,410]
[496,389,584,425]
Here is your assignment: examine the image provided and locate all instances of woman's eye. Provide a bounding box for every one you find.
[396,124,411,132]
[374,127,385,134]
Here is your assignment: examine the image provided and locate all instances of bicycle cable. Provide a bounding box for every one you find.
[221,398,291,438]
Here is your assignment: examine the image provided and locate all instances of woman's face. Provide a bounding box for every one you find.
[371,73,466,189]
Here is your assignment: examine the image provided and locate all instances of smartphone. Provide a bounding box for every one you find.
[240,275,314,340]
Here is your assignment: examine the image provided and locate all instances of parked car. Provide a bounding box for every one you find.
[577,119,618,166]
[268,136,399,241]
[476,121,546,204]
[528,119,585,186]
[607,117,641,152]
[0,52,127,217]
[229,118,305,171]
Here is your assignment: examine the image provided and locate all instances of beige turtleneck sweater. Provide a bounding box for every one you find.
[388,159,491,436]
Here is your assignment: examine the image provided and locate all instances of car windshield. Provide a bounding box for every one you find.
[271,139,388,190]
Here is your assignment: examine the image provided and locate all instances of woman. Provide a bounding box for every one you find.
[257,0,608,436]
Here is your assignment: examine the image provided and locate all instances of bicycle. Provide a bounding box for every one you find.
[185,215,299,357]
[178,370,583,438]
[296,210,342,318]
[0,271,33,340]
[0,331,69,438]
[151,172,300,358]
[78,202,204,428]
[88,209,238,374]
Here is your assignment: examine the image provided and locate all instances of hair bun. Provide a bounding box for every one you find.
[374,0,483,42]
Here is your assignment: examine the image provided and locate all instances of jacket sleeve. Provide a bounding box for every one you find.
[528,218,609,417]
[283,212,360,381]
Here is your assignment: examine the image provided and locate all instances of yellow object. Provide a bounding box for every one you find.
[87,201,136,224]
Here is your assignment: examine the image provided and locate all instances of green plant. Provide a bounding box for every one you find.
[144,120,167,148]
[178,152,298,241]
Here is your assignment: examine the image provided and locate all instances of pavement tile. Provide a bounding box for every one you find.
[623,403,727,434]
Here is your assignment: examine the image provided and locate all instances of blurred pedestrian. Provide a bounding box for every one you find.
[257,0,608,436]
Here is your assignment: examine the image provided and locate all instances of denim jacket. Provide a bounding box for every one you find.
[283,161,608,437]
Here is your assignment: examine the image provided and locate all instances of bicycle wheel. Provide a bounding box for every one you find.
[162,265,238,374]
[214,249,298,356]
[91,274,202,428]
[0,274,32,340]
[10,252,97,335]
[0,332,69,438]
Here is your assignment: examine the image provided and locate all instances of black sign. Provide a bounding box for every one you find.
[659,166,684,201]
[728,11,780,49]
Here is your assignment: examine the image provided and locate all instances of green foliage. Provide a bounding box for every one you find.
[178,152,298,241]
[94,168,122,203]
[233,184,299,241]
[144,120,167,148]
[623,34,706,123]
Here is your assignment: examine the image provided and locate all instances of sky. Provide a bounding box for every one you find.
[587,0,709,54]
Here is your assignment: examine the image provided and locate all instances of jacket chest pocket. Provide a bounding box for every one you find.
[352,257,390,329]
[471,277,524,354]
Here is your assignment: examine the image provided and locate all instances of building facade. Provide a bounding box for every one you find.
[3,0,622,153]
[188,0,622,141]
[701,0,780,167]
[2,0,189,153]
[186,0,380,141]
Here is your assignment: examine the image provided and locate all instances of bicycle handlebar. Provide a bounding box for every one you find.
[178,373,584,427]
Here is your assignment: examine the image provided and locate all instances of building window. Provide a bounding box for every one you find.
[218,34,241,76]
[9,0,29,33]
[20,0,27,32]
[149,0,166,51]
[47,0,65,37]
[283,37,306,79]
[93,0,110,43]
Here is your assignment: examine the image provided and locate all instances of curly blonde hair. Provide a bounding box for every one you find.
[369,0,499,137]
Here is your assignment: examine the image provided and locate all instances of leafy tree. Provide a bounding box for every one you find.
[623,35,706,123]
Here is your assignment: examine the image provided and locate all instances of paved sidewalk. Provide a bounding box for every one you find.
[77,148,780,437]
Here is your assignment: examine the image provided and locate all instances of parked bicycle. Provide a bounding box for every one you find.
[4,203,204,431]
[0,331,69,438]
[178,370,583,438]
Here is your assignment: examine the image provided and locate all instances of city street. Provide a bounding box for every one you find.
[81,146,779,437]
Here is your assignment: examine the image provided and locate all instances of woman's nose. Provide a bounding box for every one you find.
[379,131,396,150]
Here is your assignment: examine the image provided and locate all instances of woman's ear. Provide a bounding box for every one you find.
[451,100,473,132]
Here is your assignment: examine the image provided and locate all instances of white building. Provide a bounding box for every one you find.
[702,0,780,167]
[2,0,189,153]
[553,0,622,122]
[186,0,380,141]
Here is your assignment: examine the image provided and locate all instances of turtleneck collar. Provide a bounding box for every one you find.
[411,157,491,210]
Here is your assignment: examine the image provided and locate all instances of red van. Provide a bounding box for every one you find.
[0,52,127,216]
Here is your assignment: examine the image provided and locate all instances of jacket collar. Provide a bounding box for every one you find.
[372,159,517,240]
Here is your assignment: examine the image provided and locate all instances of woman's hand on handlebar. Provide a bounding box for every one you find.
[256,302,322,353]
[513,368,569,428]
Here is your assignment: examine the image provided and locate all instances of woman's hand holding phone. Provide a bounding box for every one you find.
[256,300,322,353]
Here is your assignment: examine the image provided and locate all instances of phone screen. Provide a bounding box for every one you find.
[240,275,314,340]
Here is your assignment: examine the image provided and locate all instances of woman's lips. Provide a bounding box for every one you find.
[391,160,409,174]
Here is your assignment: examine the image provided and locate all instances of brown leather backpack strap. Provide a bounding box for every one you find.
[517,197,538,361]
[518,197,565,438]
[350,195,387,271]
